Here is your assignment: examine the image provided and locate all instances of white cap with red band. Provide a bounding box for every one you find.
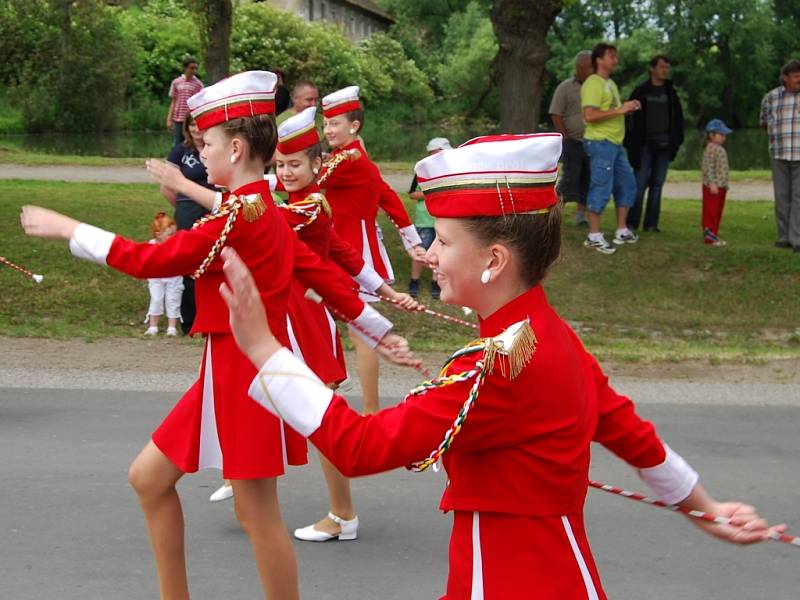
[277,106,320,154]
[188,70,277,131]
[322,85,361,118]
[414,133,562,218]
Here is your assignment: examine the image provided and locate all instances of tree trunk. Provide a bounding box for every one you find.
[491,0,563,134]
[203,0,232,84]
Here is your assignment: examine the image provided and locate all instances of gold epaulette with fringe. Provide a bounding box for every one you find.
[190,193,266,279]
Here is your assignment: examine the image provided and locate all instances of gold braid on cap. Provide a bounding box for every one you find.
[318,148,361,186]
[190,193,266,279]
[279,192,331,232]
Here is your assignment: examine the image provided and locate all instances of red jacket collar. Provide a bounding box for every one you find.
[231,179,270,197]
[287,182,321,204]
[477,285,549,338]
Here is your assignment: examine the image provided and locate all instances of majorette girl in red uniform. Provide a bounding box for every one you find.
[311,85,428,529]
[19,71,413,600]
[216,133,782,599]
[150,105,421,519]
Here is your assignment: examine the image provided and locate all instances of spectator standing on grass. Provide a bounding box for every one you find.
[549,50,593,226]
[760,58,800,252]
[166,56,204,146]
[581,43,641,255]
[407,137,451,299]
[148,113,213,334]
[624,55,685,233]
[701,119,732,247]
[277,80,320,125]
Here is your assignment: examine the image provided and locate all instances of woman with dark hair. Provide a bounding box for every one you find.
[219,133,782,599]
[158,113,214,333]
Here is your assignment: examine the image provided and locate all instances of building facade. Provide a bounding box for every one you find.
[266,0,394,43]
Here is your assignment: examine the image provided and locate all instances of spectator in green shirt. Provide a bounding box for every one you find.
[580,43,642,254]
[407,137,451,299]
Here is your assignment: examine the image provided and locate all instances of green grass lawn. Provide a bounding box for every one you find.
[1,179,798,361]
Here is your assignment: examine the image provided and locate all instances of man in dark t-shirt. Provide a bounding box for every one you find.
[624,55,684,232]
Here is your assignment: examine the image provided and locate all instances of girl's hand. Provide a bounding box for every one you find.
[690,501,787,545]
[20,205,80,240]
[407,245,428,263]
[679,483,787,545]
[374,333,421,369]
[219,247,282,368]
[147,159,187,193]
[390,292,420,312]
[709,183,719,195]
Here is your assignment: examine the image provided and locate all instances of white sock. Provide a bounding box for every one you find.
[615,228,630,237]
[589,232,604,242]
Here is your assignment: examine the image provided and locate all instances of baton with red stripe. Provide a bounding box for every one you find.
[589,480,800,549]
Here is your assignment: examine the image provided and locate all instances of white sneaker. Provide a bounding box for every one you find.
[583,234,616,255]
[166,326,178,337]
[209,484,233,502]
[144,326,158,336]
[294,512,359,542]
[613,229,639,245]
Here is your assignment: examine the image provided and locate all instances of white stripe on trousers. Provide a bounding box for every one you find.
[471,512,484,600]
[198,338,222,470]
[561,515,600,600]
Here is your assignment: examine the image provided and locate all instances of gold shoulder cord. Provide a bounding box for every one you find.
[317,148,361,186]
[190,193,266,279]
[280,192,332,232]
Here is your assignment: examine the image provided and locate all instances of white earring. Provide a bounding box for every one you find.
[312,167,319,175]
[229,155,236,164]
[480,269,491,284]
[349,128,356,135]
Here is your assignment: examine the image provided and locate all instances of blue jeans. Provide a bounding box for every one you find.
[172,121,185,146]
[628,142,671,230]
[583,139,636,214]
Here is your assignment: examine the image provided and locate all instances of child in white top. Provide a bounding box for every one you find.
[144,212,183,335]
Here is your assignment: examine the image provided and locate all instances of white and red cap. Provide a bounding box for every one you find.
[322,85,361,118]
[188,70,277,131]
[414,133,562,218]
[276,106,320,154]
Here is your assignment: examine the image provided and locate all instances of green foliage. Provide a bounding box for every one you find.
[117,0,203,102]
[2,0,133,133]
[230,2,432,113]
[435,2,498,119]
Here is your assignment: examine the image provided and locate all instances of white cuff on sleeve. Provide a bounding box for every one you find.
[264,174,278,191]
[399,225,422,250]
[347,305,392,349]
[69,223,115,265]
[248,347,333,437]
[638,445,699,505]
[354,263,384,292]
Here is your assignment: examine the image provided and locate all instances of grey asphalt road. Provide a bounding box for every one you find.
[0,163,776,201]
[1,385,798,600]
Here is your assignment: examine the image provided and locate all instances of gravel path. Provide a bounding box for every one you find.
[0,163,777,200]
[1,337,798,404]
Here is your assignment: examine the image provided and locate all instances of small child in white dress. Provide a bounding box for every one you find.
[144,212,183,336]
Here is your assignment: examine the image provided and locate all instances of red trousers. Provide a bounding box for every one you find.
[701,185,727,238]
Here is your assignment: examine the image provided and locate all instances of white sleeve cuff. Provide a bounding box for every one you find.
[248,347,333,437]
[347,305,392,349]
[399,225,422,250]
[264,174,278,191]
[638,445,699,505]
[69,223,115,265]
[354,263,384,292]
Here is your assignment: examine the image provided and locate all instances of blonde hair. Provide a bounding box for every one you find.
[151,212,176,239]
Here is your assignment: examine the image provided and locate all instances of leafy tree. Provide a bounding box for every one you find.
[184,0,232,83]
[8,0,133,132]
[491,0,563,132]
[436,2,498,119]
